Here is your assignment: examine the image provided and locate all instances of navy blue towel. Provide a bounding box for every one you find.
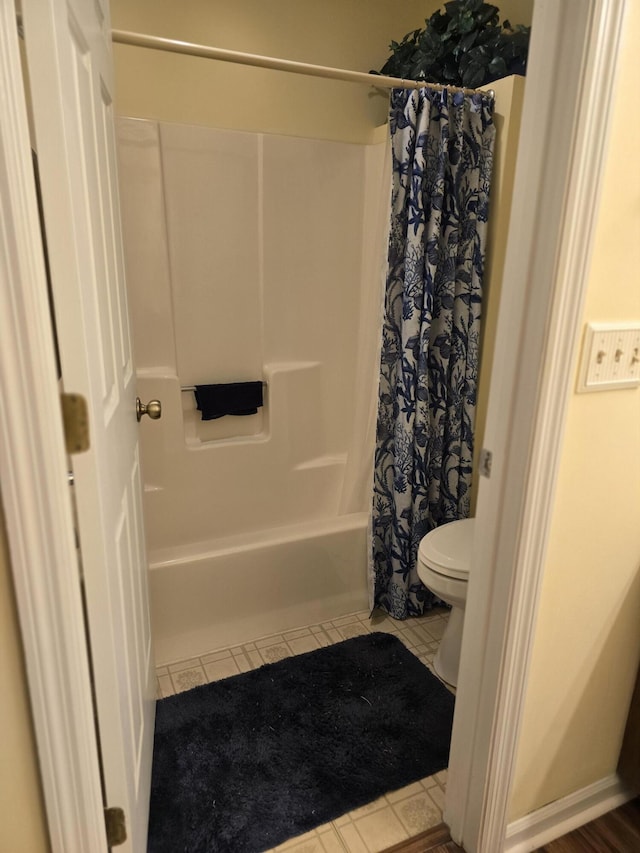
[194,382,263,420]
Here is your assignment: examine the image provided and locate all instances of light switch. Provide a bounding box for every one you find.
[577,323,640,392]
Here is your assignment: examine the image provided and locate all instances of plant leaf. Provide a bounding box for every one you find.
[488,55,508,76]
[462,63,488,88]
[378,1,530,86]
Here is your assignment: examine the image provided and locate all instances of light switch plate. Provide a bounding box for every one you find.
[577,322,640,392]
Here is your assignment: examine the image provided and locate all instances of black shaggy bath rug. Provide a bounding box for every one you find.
[147,632,455,853]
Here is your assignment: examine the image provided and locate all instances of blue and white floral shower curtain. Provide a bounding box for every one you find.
[371,87,495,619]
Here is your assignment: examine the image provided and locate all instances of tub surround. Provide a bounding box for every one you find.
[117,119,385,543]
[117,118,386,660]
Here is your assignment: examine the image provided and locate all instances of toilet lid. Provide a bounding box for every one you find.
[418,518,475,580]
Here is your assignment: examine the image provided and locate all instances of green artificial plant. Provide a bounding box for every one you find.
[376,0,531,89]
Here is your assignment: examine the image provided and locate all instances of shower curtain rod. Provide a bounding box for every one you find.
[111,29,495,98]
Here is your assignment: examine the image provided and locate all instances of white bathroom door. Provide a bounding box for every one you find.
[22,0,155,850]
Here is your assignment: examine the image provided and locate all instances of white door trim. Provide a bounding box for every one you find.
[504,774,633,853]
[0,3,107,852]
[446,1,627,850]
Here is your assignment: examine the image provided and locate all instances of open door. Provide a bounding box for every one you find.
[22,0,155,848]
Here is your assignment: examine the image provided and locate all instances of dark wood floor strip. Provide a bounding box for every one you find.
[381,823,463,853]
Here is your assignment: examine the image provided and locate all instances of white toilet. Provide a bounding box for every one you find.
[417,518,475,687]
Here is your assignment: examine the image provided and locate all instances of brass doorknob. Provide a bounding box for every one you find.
[136,397,162,422]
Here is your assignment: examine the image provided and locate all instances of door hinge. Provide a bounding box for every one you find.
[60,393,90,454]
[104,806,127,847]
[479,448,493,478]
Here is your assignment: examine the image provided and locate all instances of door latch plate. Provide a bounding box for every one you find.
[104,806,127,847]
[60,393,90,454]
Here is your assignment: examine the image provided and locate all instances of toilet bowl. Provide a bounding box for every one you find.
[417,518,475,687]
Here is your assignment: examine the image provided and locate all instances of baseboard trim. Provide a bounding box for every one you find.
[504,773,635,852]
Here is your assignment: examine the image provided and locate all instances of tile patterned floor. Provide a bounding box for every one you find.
[156,607,453,853]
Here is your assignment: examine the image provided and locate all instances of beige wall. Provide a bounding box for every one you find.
[424,0,534,26]
[0,501,50,852]
[110,0,534,144]
[509,0,640,819]
[490,0,534,26]
[110,0,432,143]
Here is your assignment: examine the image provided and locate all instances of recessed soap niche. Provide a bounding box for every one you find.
[182,388,267,444]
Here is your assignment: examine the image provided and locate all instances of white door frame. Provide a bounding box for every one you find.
[447,0,627,850]
[0,2,627,852]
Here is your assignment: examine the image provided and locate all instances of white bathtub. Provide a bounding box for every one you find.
[150,513,369,664]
